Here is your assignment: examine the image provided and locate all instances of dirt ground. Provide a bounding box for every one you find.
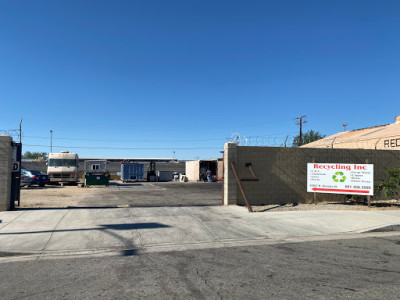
[19,181,400,211]
[19,181,223,208]
[20,185,104,208]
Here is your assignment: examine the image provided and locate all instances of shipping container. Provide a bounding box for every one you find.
[121,163,144,182]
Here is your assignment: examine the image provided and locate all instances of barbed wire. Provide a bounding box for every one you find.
[226,133,400,149]
[227,134,295,147]
[0,129,20,141]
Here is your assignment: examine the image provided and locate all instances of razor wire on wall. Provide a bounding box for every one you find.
[0,129,21,142]
[227,133,295,147]
[226,133,400,149]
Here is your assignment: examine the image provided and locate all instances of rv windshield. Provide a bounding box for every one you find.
[48,159,77,167]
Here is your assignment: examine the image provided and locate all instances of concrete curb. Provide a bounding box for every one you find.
[365,224,400,233]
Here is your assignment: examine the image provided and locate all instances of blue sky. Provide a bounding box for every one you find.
[1,0,399,159]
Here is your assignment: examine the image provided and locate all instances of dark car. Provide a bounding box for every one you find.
[20,172,31,187]
[21,169,50,187]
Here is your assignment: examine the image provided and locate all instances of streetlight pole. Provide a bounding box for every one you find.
[50,130,53,153]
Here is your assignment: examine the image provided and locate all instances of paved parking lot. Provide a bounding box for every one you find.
[20,181,223,208]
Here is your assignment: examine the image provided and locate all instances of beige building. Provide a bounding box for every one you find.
[302,116,400,150]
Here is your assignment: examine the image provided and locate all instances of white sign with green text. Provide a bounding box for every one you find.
[307,163,374,195]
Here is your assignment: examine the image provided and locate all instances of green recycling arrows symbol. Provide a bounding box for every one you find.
[332,172,346,182]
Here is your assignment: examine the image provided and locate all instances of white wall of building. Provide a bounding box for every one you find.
[185,160,200,181]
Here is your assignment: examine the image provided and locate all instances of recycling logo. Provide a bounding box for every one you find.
[332,172,346,183]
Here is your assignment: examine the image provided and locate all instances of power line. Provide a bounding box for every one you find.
[23,136,226,143]
[22,132,298,143]
[24,144,222,150]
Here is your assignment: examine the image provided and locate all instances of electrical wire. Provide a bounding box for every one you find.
[24,144,222,150]
[23,136,225,143]
[22,132,298,143]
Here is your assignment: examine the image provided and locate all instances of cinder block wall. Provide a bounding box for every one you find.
[21,161,47,173]
[224,144,400,206]
[0,136,12,211]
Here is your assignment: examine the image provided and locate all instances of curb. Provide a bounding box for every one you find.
[366,225,400,233]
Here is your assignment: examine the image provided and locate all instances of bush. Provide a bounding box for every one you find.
[376,168,400,200]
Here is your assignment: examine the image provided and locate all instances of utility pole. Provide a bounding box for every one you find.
[342,123,348,132]
[19,119,22,143]
[50,130,53,153]
[295,115,307,146]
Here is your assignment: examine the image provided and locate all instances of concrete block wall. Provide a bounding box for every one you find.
[224,144,400,206]
[21,161,47,173]
[0,136,12,211]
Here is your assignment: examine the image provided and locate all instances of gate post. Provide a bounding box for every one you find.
[223,143,238,205]
[0,136,13,211]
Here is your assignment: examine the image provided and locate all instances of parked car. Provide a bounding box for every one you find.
[20,172,31,187]
[21,169,50,187]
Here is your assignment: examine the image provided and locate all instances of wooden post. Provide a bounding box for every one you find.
[230,162,253,212]
[313,157,317,205]
[366,158,371,208]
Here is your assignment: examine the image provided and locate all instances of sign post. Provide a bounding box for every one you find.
[307,163,374,196]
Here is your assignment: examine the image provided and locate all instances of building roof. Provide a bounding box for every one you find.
[79,158,178,163]
[301,116,400,150]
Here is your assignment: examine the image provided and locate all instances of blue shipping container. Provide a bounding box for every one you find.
[121,163,144,182]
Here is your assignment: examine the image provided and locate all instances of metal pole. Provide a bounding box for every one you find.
[19,119,22,143]
[50,130,53,153]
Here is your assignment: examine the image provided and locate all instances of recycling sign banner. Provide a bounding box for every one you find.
[307,163,374,196]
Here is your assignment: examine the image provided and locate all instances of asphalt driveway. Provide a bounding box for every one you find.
[20,182,223,208]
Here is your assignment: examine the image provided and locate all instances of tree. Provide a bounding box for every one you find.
[292,130,325,147]
[22,151,48,160]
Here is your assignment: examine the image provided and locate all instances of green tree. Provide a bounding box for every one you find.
[292,130,325,147]
[22,151,48,160]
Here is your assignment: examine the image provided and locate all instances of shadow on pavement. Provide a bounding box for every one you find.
[14,206,121,211]
[13,203,220,211]
[0,223,170,236]
[109,182,143,187]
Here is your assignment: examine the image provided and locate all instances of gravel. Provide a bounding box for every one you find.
[252,200,400,212]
